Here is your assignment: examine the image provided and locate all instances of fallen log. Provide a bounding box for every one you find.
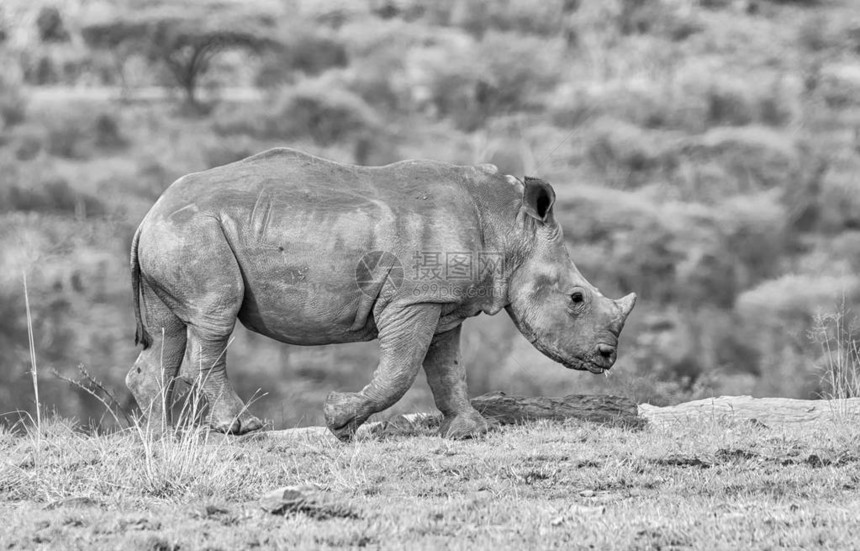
[264,391,643,440]
[471,391,643,428]
[639,395,860,427]
[260,394,860,440]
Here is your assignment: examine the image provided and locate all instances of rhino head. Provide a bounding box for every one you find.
[503,176,636,374]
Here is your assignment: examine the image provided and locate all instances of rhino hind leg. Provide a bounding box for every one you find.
[144,218,263,435]
[185,327,263,434]
[324,304,442,441]
[126,282,187,434]
[423,325,492,439]
[180,259,262,434]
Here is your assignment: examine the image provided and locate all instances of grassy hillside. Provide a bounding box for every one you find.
[2,0,860,428]
[2,415,859,548]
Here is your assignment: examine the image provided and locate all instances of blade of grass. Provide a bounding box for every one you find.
[23,271,41,434]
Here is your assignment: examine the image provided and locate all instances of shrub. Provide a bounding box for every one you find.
[343,60,405,115]
[404,30,562,130]
[762,0,823,5]
[130,157,175,200]
[718,193,789,288]
[585,119,672,188]
[616,0,702,41]
[816,170,860,232]
[672,126,801,200]
[18,46,95,86]
[810,305,860,399]
[279,85,381,144]
[44,116,93,159]
[422,0,575,37]
[0,177,106,218]
[797,14,839,53]
[551,68,800,136]
[214,78,382,145]
[736,274,860,397]
[93,113,127,149]
[36,7,70,43]
[705,80,758,126]
[699,0,735,8]
[255,31,348,88]
[818,63,860,108]
[0,66,26,129]
[37,107,126,159]
[14,131,43,162]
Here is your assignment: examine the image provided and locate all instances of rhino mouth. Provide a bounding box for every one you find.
[530,337,607,374]
[511,310,608,375]
[564,357,607,374]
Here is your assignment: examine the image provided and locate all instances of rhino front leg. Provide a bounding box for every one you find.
[423,325,491,439]
[324,304,441,441]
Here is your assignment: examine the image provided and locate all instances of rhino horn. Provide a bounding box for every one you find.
[616,293,637,320]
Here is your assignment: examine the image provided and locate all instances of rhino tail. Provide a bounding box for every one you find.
[131,225,152,349]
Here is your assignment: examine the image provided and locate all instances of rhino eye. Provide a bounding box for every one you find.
[570,291,584,304]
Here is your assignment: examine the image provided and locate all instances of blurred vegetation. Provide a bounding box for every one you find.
[2,0,860,429]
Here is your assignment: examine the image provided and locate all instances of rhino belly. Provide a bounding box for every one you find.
[234,244,377,345]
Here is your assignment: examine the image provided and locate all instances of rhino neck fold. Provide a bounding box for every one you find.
[476,229,520,317]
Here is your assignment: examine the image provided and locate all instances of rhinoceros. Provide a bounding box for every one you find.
[128,148,636,440]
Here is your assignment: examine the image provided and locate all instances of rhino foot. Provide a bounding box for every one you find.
[324,391,372,442]
[210,411,264,435]
[440,409,493,439]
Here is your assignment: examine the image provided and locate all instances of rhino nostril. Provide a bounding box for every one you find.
[597,344,616,362]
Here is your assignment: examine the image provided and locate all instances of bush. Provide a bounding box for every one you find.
[0,66,27,129]
[736,274,860,397]
[404,30,562,130]
[818,63,860,108]
[425,0,574,37]
[93,113,127,149]
[816,170,860,232]
[671,126,802,200]
[585,118,672,188]
[0,177,106,218]
[214,78,382,145]
[255,31,348,88]
[36,7,70,43]
[797,14,839,53]
[810,305,860,399]
[45,117,93,159]
[551,67,800,136]
[37,108,126,159]
[616,0,702,41]
[13,131,43,161]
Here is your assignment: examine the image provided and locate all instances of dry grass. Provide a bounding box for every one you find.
[2,415,859,549]
[812,304,860,401]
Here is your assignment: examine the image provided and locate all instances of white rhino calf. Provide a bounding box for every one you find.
[129,148,636,440]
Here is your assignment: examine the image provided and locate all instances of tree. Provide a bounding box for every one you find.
[83,9,277,108]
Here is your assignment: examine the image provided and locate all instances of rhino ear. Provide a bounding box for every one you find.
[522,176,556,223]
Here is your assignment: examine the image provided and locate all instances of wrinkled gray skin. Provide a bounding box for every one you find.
[128,148,636,440]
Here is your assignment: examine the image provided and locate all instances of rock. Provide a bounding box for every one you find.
[259,485,357,519]
[640,396,860,426]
